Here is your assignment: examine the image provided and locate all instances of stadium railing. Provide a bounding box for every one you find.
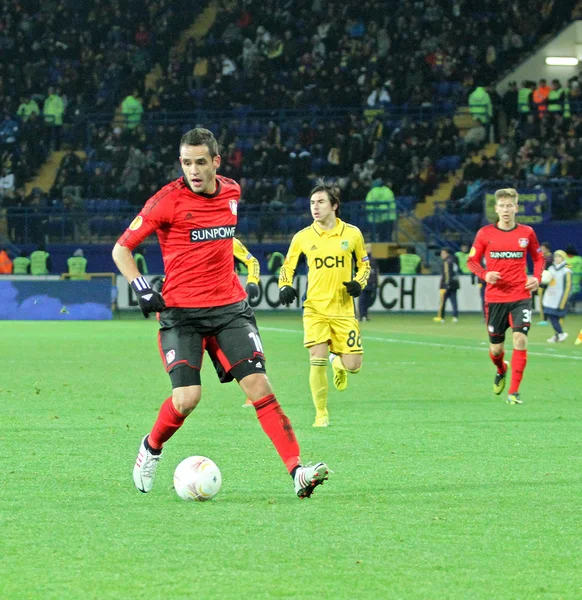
[3,201,404,244]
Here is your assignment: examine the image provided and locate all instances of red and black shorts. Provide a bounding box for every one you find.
[158,301,266,388]
[485,298,533,344]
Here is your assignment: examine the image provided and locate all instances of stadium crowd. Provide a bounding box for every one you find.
[0,0,581,241]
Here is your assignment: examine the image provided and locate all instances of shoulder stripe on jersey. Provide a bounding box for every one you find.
[142,178,183,217]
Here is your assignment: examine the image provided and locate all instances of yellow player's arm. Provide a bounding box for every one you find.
[279,233,302,288]
[233,237,260,284]
[353,231,371,289]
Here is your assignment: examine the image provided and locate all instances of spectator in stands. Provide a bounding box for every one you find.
[468,85,492,125]
[517,80,534,118]
[17,95,40,122]
[399,246,422,274]
[120,89,144,130]
[43,87,65,150]
[447,175,468,213]
[502,81,519,122]
[547,79,569,117]
[532,79,551,116]
[0,245,13,274]
[365,178,396,242]
[0,112,19,146]
[30,243,51,276]
[0,166,15,198]
[12,250,30,275]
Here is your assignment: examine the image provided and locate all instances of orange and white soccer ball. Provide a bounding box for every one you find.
[173,456,222,502]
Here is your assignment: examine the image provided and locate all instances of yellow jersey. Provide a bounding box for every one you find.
[279,218,370,317]
[233,237,260,285]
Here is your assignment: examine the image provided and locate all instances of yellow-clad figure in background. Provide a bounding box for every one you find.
[279,181,371,427]
[233,237,261,300]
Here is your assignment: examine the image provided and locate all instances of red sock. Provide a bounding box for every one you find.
[148,398,186,450]
[489,350,506,374]
[253,394,301,473]
[509,349,527,394]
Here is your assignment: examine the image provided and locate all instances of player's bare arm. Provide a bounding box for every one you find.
[112,243,142,283]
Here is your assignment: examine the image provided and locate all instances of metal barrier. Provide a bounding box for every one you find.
[2,202,402,243]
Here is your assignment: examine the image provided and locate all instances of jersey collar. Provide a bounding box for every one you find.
[312,218,344,237]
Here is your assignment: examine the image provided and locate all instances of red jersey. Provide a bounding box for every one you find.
[467,223,545,303]
[117,175,246,308]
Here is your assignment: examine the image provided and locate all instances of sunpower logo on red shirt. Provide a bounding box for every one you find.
[489,251,524,259]
[190,225,236,242]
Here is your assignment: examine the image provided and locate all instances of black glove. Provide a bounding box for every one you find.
[279,285,298,306]
[151,275,165,294]
[343,280,362,297]
[246,282,259,300]
[131,276,166,318]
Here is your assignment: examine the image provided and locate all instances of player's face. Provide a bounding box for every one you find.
[554,253,564,265]
[180,144,221,194]
[310,191,336,225]
[494,197,517,227]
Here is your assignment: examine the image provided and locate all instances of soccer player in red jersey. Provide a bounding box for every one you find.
[112,128,329,498]
[467,188,546,404]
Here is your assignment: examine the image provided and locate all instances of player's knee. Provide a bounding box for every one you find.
[172,386,201,416]
[489,343,504,356]
[513,332,528,350]
[341,354,362,372]
[239,373,273,402]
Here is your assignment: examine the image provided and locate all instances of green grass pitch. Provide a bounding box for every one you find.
[1,312,581,599]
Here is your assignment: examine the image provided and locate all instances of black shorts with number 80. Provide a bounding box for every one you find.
[485,298,533,344]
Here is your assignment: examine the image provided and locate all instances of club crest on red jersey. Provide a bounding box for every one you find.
[518,238,529,248]
[229,200,238,215]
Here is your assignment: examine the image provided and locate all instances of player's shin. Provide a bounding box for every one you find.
[309,358,329,423]
[148,397,187,450]
[253,394,301,473]
[489,350,506,374]
[508,349,527,394]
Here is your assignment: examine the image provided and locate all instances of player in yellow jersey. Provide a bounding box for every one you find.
[278,181,371,427]
[233,237,261,300]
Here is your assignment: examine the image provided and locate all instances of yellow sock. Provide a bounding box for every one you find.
[309,358,328,417]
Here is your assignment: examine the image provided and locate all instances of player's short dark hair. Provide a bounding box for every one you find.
[310,179,341,217]
[180,128,219,158]
[541,241,551,250]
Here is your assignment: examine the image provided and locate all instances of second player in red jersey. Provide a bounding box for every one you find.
[467,221,544,303]
[467,188,545,405]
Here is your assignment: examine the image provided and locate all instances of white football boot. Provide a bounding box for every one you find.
[133,436,162,493]
[294,462,329,499]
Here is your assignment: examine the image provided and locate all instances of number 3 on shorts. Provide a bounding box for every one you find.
[522,309,532,323]
[347,330,362,348]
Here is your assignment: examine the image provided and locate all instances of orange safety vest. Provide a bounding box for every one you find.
[0,250,13,274]
[532,87,550,113]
